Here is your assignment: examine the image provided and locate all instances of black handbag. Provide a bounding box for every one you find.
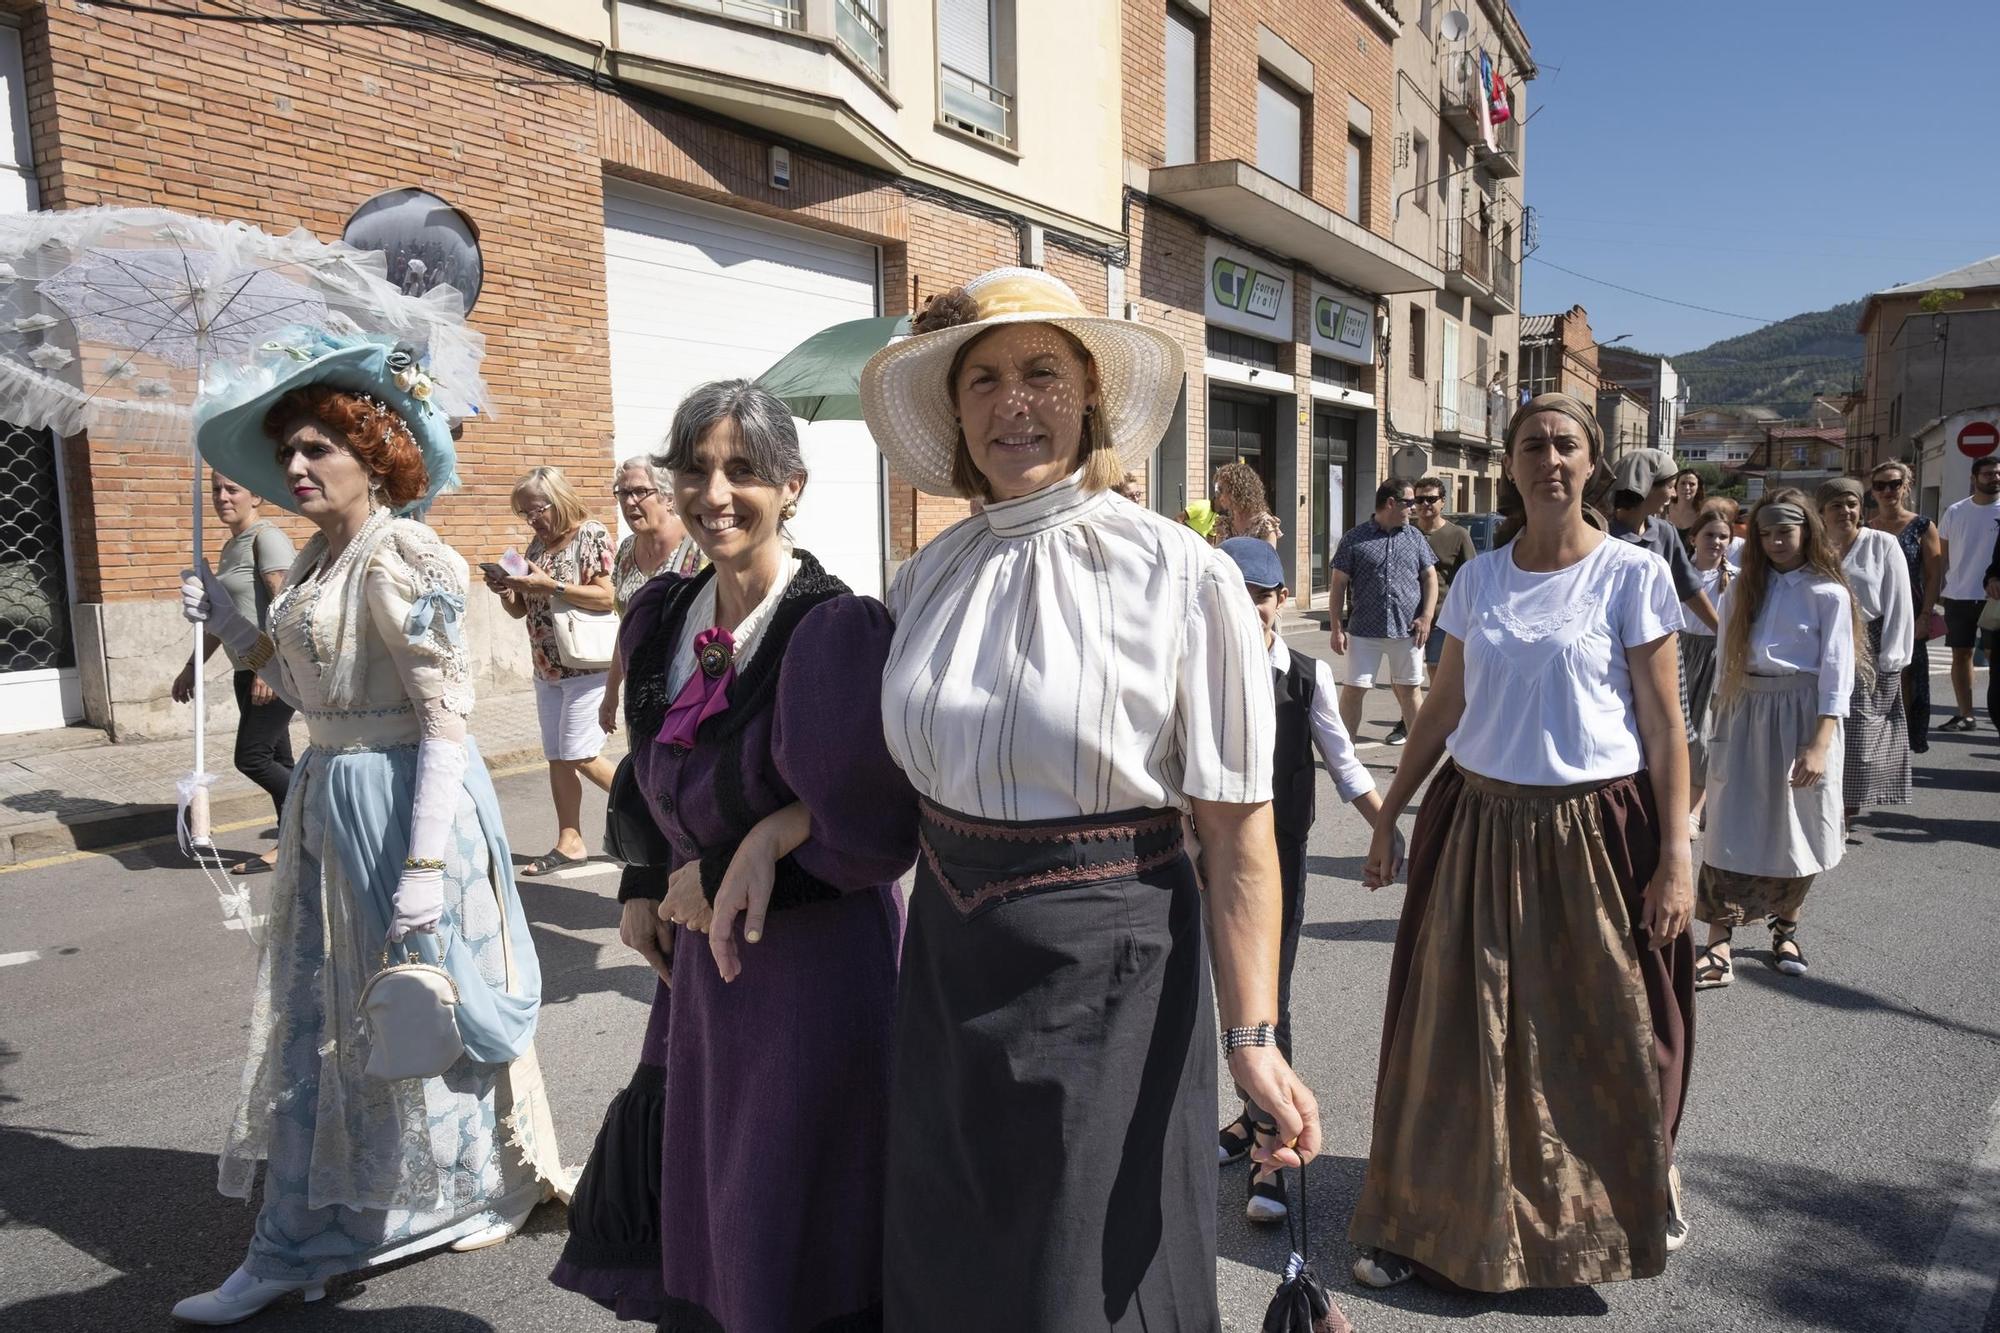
[602,751,672,868]
[1261,1162,1352,1333]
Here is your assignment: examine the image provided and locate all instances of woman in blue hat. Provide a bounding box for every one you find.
[171,332,568,1325]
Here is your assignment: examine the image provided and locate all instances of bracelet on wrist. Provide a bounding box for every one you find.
[403,856,446,872]
[1221,1022,1277,1056]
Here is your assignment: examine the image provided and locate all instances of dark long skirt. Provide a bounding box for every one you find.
[1351,763,1695,1293]
[884,802,1218,1332]
[1904,638,1931,753]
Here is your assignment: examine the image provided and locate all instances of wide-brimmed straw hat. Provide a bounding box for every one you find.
[860,267,1185,496]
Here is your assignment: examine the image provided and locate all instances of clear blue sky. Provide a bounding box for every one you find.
[1515,0,2000,356]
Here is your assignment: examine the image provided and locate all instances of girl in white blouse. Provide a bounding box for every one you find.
[1683,505,1736,830]
[860,267,1325,1332]
[1695,489,1863,986]
[1818,477,1914,818]
[1352,393,1696,1291]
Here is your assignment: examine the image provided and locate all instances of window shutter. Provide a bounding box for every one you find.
[1165,6,1198,167]
[938,0,993,82]
[1255,72,1302,189]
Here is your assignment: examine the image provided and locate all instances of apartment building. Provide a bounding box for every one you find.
[1380,0,1535,517]
[1846,255,2000,476]
[1597,345,1685,454]
[1677,406,1777,471]
[1120,0,1443,603]
[1,0,1127,737]
[1518,305,1600,403]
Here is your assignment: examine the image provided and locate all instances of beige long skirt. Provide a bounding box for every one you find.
[1350,764,1694,1293]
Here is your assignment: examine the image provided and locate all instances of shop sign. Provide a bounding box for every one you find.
[1204,238,1292,339]
[1309,280,1374,366]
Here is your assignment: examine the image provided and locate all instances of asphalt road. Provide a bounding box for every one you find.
[2,643,1997,1333]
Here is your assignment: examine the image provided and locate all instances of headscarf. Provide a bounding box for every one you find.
[1505,392,1605,459]
[1814,477,1864,509]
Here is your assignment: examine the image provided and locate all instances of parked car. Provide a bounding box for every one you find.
[1449,511,1503,554]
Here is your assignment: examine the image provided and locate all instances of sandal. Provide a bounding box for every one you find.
[522,848,580,877]
[1217,1109,1254,1165]
[1352,1246,1415,1289]
[228,856,276,876]
[1245,1165,1288,1223]
[1695,943,1732,989]
[1769,918,1808,975]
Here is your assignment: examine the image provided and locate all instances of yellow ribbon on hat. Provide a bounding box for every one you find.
[970,272,1089,320]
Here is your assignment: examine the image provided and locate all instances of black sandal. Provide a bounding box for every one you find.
[522,848,580,877]
[1694,944,1733,989]
[1769,918,1808,975]
[1217,1110,1253,1165]
[1245,1165,1288,1223]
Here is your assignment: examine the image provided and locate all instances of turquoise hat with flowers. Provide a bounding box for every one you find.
[193,327,471,518]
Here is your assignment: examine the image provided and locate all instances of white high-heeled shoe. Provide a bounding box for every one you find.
[449,1188,545,1253]
[171,1266,325,1325]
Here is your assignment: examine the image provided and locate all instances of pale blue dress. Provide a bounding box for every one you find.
[215,514,568,1282]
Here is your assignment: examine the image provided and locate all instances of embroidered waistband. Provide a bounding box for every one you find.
[917,800,1185,919]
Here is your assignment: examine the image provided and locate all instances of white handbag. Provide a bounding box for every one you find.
[551,595,618,671]
[358,939,464,1081]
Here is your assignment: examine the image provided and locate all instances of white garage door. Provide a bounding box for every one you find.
[603,179,885,595]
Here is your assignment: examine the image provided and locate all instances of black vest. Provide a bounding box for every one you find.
[1271,653,1319,843]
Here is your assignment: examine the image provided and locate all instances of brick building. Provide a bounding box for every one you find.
[1846,255,2000,477]
[1518,305,1601,402]
[1120,0,1440,605]
[1597,345,1685,454]
[0,0,1126,737]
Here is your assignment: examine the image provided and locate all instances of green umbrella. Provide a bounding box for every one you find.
[755,314,911,421]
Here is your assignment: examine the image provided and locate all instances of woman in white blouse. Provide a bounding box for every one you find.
[1695,489,1862,986]
[860,267,1321,1331]
[1353,392,1696,1292]
[1817,477,1914,819]
[1683,505,1736,831]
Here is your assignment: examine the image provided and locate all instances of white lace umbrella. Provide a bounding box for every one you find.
[0,207,486,853]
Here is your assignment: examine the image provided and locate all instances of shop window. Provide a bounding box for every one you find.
[1206,326,1281,370]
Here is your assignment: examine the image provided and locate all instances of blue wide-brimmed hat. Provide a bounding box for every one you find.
[193,328,461,517]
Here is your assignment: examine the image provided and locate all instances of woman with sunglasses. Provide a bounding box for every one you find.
[599,456,704,734]
[1865,462,1942,753]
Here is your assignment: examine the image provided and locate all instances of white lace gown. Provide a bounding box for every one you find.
[217,513,567,1282]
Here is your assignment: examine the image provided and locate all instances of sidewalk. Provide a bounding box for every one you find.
[0,691,625,864]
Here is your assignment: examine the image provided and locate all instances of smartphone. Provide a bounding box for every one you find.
[479,561,509,582]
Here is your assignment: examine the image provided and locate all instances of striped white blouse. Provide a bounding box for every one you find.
[883,470,1274,821]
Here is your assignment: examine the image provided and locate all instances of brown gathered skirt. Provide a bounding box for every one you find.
[1350,762,1696,1293]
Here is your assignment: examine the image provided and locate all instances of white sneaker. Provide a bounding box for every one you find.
[171,1267,325,1325]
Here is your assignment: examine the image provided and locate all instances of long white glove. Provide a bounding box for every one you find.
[390,736,469,942]
[179,561,262,659]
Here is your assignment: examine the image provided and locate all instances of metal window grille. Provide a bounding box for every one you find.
[0,421,74,673]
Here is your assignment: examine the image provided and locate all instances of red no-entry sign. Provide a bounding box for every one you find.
[1959,420,2000,458]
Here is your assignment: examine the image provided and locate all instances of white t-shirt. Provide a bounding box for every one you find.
[1685,562,1735,639]
[1938,495,2000,601]
[1440,536,1684,786]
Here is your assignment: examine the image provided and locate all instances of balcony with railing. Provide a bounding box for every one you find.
[609,0,899,170]
[1479,115,1521,177]
[1436,378,1508,445]
[939,63,1015,148]
[832,0,884,79]
[1443,216,1515,315]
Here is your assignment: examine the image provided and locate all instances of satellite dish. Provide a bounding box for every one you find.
[342,188,485,315]
[1439,10,1469,41]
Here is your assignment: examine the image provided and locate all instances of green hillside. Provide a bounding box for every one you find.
[1667,300,1865,416]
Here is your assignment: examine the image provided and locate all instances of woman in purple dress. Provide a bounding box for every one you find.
[551,380,917,1330]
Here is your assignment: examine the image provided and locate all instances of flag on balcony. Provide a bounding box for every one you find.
[1475,51,1497,153]
[1490,65,1513,127]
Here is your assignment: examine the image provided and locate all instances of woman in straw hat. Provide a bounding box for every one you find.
[1353,393,1697,1292]
[1817,476,1914,821]
[173,331,567,1325]
[860,268,1324,1331]
[1695,489,1862,986]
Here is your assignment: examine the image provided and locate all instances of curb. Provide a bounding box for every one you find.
[0,740,593,866]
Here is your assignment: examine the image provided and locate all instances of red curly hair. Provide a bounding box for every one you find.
[264,385,428,508]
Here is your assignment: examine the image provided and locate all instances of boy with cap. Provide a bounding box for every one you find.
[1610,447,1720,632]
[1212,536,1401,1225]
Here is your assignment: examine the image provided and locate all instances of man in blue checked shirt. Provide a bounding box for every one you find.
[1327,478,1437,746]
